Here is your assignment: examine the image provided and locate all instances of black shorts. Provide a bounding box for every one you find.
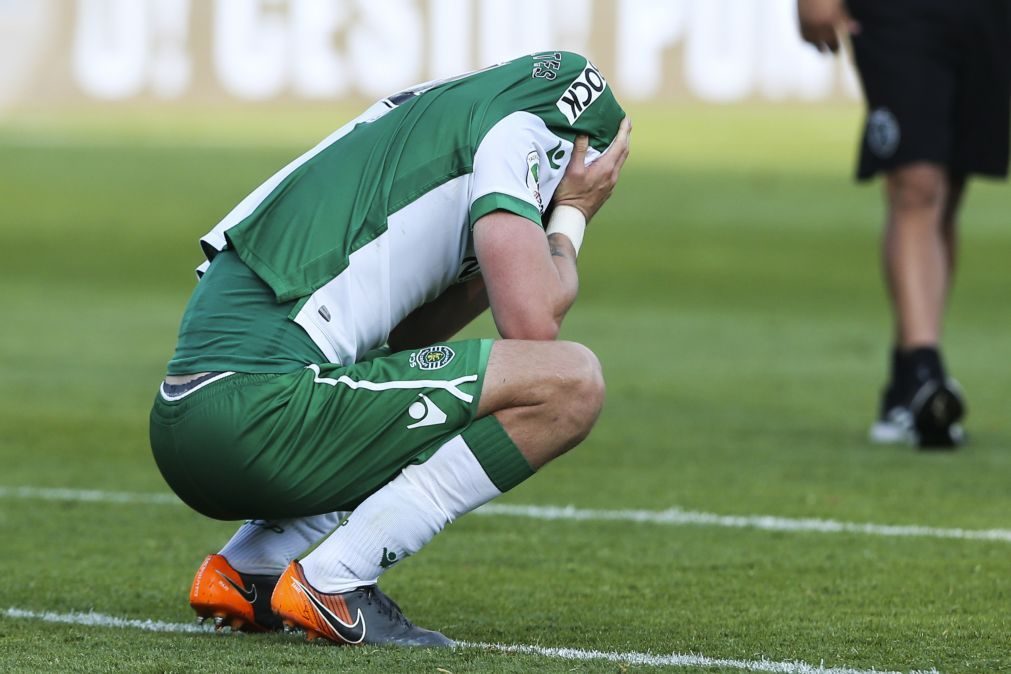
[848,0,1011,180]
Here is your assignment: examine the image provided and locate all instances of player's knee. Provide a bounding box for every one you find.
[574,342,605,418]
[888,165,946,214]
[556,341,605,441]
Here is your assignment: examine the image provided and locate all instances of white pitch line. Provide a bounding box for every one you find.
[475,503,1011,544]
[2,484,1010,544]
[3,607,204,634]
[2,607,938,674]
[0,486,179,505]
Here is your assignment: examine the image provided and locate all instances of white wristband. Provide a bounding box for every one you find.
[546,205,586,255]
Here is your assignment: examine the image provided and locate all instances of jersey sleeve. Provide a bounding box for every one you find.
[469,112,565,228]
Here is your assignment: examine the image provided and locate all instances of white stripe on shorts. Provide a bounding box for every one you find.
[306,364,478,403]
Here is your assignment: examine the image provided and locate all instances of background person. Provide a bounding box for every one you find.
[797,0,1011,448]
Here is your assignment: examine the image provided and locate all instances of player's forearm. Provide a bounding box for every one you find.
[388,277,489,352]
[491,233,579,341]
[547,232,580,324]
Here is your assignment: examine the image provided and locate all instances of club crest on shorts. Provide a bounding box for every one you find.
[867,107,900,159]
[410,345,455,370]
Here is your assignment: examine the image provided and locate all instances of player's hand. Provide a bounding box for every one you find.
[797,0,860,53]
[552,116,631,223]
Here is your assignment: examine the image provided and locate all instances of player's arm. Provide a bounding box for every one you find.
[474,213,577,341]
[387,112,631,348]
[387,277,489,352]
[474,118,631,341]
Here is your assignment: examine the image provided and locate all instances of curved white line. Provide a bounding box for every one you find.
[158,372,236,401]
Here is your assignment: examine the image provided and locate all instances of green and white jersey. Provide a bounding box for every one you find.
[198,51,624,366]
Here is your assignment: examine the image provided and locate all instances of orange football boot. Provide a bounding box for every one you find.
[271,560,453,647]
[189,554,282,632]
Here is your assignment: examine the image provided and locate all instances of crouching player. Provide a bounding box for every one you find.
[150,52,630,646]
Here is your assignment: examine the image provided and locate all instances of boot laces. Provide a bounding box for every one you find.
[365,586,410,626]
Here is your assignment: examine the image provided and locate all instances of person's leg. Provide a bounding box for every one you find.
[274,340,604,644]
[474,339,606,466]
[188,512,347,631]
[877,164,967,447]
[218,513,346,575]
[297,340,602,590]
[882,162,948,349]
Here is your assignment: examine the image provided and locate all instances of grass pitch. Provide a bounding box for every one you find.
[1,103,1009,673]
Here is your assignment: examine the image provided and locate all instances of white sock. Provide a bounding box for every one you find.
[300,434,501,593]
[219,511,346,575]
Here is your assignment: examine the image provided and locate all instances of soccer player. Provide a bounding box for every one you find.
[797,0,1010,448]
[150,51,629,646]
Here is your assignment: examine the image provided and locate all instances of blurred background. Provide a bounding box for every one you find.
[1,1,867,161]
[3,0,861,108]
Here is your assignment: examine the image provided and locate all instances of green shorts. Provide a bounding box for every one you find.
[150,339,494,519]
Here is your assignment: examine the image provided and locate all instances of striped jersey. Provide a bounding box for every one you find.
[194,51,625,367]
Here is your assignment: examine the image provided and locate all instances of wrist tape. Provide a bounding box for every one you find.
[546,205,586,255]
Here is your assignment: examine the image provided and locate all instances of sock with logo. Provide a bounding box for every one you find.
[218,512,346,576]
[300,416,531,593]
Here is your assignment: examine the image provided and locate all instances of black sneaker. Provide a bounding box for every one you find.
[190,554,282,632]
[272,560,454,647]
[910,377,966,449]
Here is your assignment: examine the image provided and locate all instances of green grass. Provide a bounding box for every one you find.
[1,103,1009,673]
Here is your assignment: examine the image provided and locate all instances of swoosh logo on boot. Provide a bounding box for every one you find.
[292,578,366,644]
[217,570,257,603]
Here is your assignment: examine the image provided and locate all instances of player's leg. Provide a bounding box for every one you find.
[160,387,353,631]
[475,339,605,466]
[217,514,347,576]
[274,339,604,645]
[908,0,1011,446]
[883,162,948,350]
[188,513,345,631]
[879,164,966,447]
[189,341,595,625]
[151,367,424,635]
[295,340,601,592]
[873,166,954,445]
